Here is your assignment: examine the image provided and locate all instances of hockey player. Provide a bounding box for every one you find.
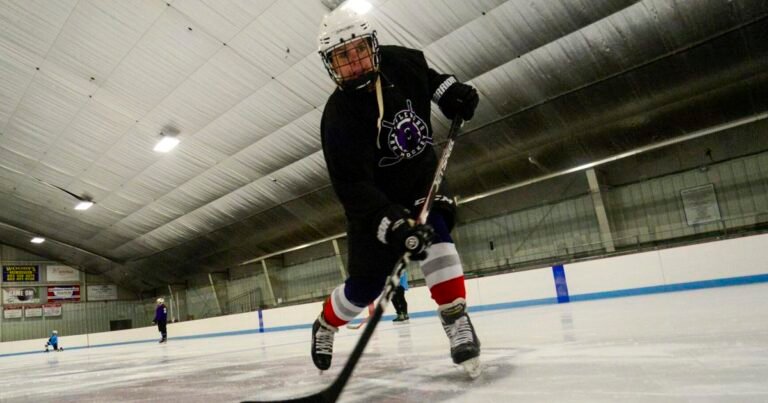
[312,6,481,376]
[44,330,61,352]
[153,298,168,343]
[392,270,410,324]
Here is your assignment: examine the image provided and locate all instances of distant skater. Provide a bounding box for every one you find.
[392,270,410,323]
[45,330,62,352]
[153,298,168,343]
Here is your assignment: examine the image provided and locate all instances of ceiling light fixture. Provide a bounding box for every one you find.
[31,237,45,244]
[153,135,180,153]
[154,127,181,153]
[75,200,94,210]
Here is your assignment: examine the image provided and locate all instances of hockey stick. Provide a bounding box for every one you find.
[243,117,463,403]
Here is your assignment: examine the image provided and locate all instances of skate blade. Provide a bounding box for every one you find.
[460,357,482,379]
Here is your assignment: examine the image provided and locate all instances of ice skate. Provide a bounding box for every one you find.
[159,337,167,344]
[392,313,410,324]
[311,314,338,371]
[439,298,481,378]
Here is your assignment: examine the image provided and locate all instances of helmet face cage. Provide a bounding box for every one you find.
[320,32,380,90]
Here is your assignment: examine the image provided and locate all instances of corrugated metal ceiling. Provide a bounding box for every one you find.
[1,0,766,291]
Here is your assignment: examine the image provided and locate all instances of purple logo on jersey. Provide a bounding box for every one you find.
[378,100,431,167]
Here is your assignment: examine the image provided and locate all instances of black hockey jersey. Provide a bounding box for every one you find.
[321,45,452,230]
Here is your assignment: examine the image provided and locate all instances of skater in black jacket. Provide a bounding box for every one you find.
[153,298,168,343]
[311,5,481,377]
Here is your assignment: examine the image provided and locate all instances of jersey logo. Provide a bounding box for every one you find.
[378,100,432,167]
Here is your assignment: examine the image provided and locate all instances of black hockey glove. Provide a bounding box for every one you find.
[389,218,435,260]
[435,78,479,121]
[377,208,435,260]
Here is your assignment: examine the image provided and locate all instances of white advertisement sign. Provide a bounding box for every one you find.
[87,284,119,301]
[25,306,43,317]
[681,184,721,226]
[43,303,62,317]
[47,265,80,282]
[2,287,41,304]
[3,306,23,319]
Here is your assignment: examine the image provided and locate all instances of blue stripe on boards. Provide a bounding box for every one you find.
[552,264,570,303]
[568,273,768,302]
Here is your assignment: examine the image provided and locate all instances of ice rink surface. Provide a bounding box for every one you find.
[2,283,767,402]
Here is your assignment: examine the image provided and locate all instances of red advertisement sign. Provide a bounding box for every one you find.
[47,285,81,301]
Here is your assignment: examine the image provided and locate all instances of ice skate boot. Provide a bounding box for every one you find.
[392,313,410,324]
[311,314,338,371]
[439,298,481,378]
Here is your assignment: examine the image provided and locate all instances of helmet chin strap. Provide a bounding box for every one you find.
[375,75,384,149]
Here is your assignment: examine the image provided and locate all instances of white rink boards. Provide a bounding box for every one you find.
[1,282,767,402]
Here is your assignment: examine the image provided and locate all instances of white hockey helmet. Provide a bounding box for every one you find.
[156,297,164,304]
[317,4,379,90]
[52,330,58,334]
